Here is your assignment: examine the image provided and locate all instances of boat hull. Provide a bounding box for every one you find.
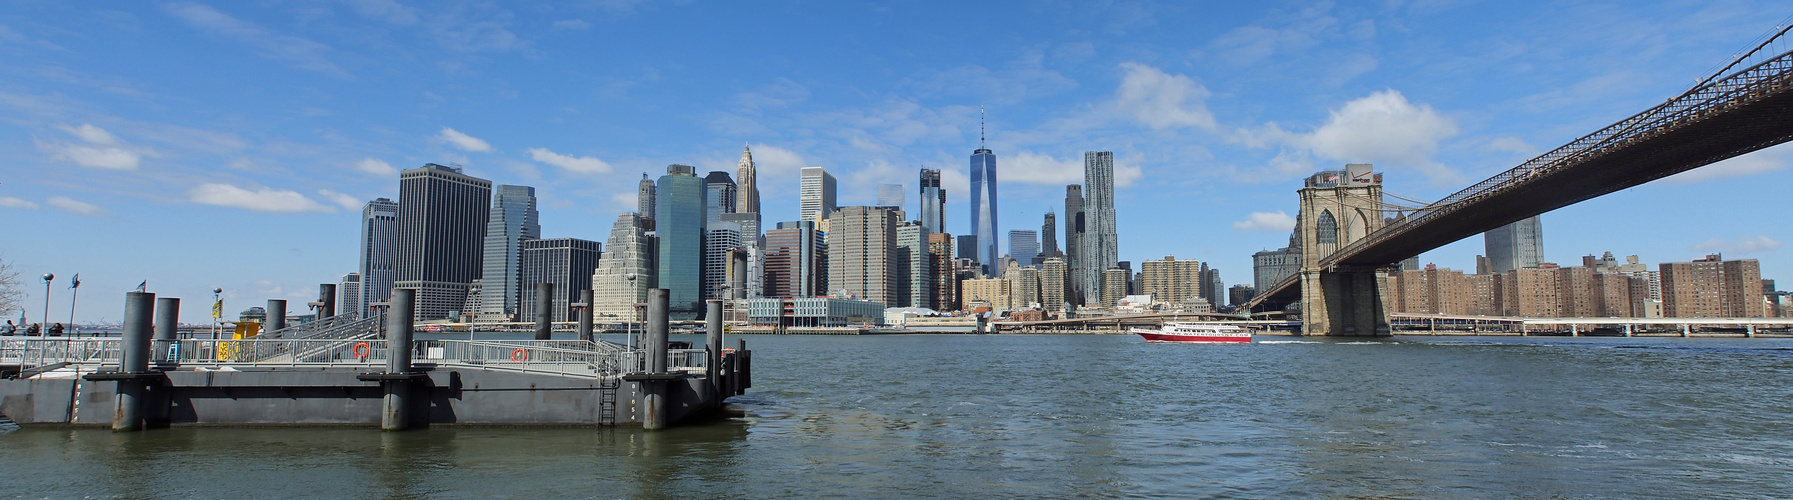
[1134,331,1251,343]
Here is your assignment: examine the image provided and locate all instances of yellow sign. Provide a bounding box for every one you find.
[212,300,222,319]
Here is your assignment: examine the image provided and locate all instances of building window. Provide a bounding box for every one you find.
[1316,210,1338,244]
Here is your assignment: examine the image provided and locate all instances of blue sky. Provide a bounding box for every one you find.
[3,1,1790,323]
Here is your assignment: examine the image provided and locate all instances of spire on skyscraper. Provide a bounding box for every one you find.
[736,143,760,214]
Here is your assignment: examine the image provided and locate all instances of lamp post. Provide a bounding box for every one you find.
[212,287,223,341]
[67,274,80,336]
[40,273,52,337]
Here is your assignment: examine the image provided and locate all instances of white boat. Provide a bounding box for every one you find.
[1132,323,1253,343]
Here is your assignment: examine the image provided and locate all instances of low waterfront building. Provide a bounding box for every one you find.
[747,297,886,327]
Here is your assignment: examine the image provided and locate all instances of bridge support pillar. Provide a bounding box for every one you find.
[1299,268,1391,336]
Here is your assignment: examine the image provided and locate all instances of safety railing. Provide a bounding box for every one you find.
[0,338,123,368]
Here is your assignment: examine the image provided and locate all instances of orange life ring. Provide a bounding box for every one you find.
[510,348,529,362]
[353,342,371,358]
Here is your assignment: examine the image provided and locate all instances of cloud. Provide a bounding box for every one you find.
[1002,151,1145,188]
[46,196,102,215]
[1114,62,1217,130]
[1233,211,1297,232]
[316,189,363,211]
[163,2,349,79]
[0,197,39,209]
[527,147,612,174]
[39,123,142,170]
[608,192,638,213]
[1486,136,1537,155]
[552,19,590,30]
[746,143,807,179]
[1235,89,1460,184]
[1667,142,1792,184]
[1693,235,1782,255]
[438,127,492,152]
[354,158,397,176]
[189,183,334,213]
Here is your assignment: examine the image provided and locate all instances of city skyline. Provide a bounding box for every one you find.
[3,2,1791,322]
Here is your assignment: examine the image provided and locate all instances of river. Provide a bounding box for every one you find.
[3,334,1790,498]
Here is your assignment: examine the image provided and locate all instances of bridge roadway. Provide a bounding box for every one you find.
[1249,45,1793,311]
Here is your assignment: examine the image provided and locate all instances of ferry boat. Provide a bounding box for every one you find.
[1132,323,1253,343]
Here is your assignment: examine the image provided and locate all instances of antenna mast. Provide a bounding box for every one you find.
[980,105,986,149]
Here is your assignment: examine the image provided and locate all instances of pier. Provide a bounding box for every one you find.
[0,289,750,430]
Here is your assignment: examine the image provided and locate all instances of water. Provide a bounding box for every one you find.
[3,334,1792,498]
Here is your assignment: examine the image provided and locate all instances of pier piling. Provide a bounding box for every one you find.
[153,297,179,363]
[266,299,286,333]
[577,289,594,342]
[114,291,154,431]
[707,300,723,397]
[535,282,554,340]
[382,288,416,431]
[643,289,670,430]
[318,284,336,319]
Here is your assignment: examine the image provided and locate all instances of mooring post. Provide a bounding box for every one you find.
[643,288,670,430]
[114,291,154,431]
[534,282,554,340]
[154,297,179,364]
[706,299,723,398]
[318,284,337,319]
[577,289,594,343]
[382,288,416,431]
[266,299,286,335]
[736,337,750,395]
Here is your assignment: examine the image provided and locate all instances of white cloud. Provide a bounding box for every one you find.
[1235,89,1460,184]
[1694,235,1782,255]
[1114,62,1217,130]
[609,192,638,212]
[438,127,492,152]
[0,197,39,209]
[164,2,349,78]
[527,147,612,174]
[189,183,334,213]
[1233,211,1296,232]
[39,123,142,170]
[46,196,102,215]
[746,143,807,179]
[1667,142,1792,184]
[354,158,397,176]
[316,189,362,211]
[1003,151,1144,187]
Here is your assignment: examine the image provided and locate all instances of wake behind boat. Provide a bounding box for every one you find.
[1132,323,1253,343]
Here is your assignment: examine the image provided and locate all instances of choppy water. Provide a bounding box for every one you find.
[3,334,1791,498]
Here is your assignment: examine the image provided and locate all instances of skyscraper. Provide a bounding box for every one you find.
[877,183,905,210]
[826,206,899,304]
[969,124,999,277]
[705,222,743,299]
[736,144,760,214]
[704,171,737,225]
[800,167,837,225]
[1079,151,1119,307]
[357,197,399,319]
[1040,211,1059,260]
[519,238,601,323]
[928,232,957,311]
[1064,184,1084,304]
[592,212,654,321]
[1041,257,1069,313]
[1009,230,1039,268]
[764,221,825,298]
[395,164,491,321]
[479,185,541,322]
[338,273,361,320]
[637,173,656,224]
[919,168,945,234]
[896,222,933,308]
[1485,215,1544,273]
[657,164,707,320]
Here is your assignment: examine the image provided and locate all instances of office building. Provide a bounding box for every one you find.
[895,223,933,308]
[747,297,886,327]
[637,173,656,225]
[970,137,1000,277]
[1252,237,1301,292]
[736,144,760,214]
[826,206,899,304]
[519,238,601,323]
[479,185,541,322]
[1228,285,1255,308]
[764,221,825,298]
[1040,211,1059,260]
[919,168,945,234]
[357,197,399,319]
[338,273,361,319]
[395,163,492,322]
[800,167,837,225]
[956,235,979,264]
[704,222,743,299]
[1079,151,1120,306]
[592,212,654,322]
[657,164,707,320]
[877,183,904,211]
[928,233,957,311]
[1485,215,1544,273]
[704,171,737,225]
[1009,230,1039,269]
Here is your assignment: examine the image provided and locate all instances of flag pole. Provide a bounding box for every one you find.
[67,274,80,336]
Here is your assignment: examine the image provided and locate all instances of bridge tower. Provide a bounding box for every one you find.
[1296,164,1392,336]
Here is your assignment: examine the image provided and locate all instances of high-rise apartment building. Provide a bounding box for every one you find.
[970,135,999,277]
[395,163,492,321]
[764,221,825,299]
[657,164,707,320]
[1503,266,1560,317]
[357,197,399,319]
[1008,230,1039,268]
[519,238,601,323]
[962,277,1011,311]
[479,185,541,322]
[919,168,945,234]
[1485,216,1544,273]
[1101,268,1129,308]
[637,173,656,225]
[1041,257,1069,313]
[826,206,899,304]
[592,212,654,322]
[736,145,760,215]
[927,233,957,311]
[1079,151,1120,306]
[1660,254,1763,318]
[1141,256,1203,304]
[895,223,933,308]
[1009,263,1040,310]
[800,167,837,226]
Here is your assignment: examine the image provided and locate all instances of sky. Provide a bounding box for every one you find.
[2,1,1791,324]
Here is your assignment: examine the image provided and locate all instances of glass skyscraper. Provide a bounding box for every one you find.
[1485,215,1544,273]
[357,197,398,320]
[479,185,540,322]
[657,165,707,320]
[970,145,998,276]
[799,167,836,225]
[704,171,736,225]
[1079,151,1119,307]
[919,168,944,234]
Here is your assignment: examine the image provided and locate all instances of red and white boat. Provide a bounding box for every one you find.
[1132,323,1253,343]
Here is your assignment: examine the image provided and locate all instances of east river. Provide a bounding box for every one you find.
[3,334,1791,498]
